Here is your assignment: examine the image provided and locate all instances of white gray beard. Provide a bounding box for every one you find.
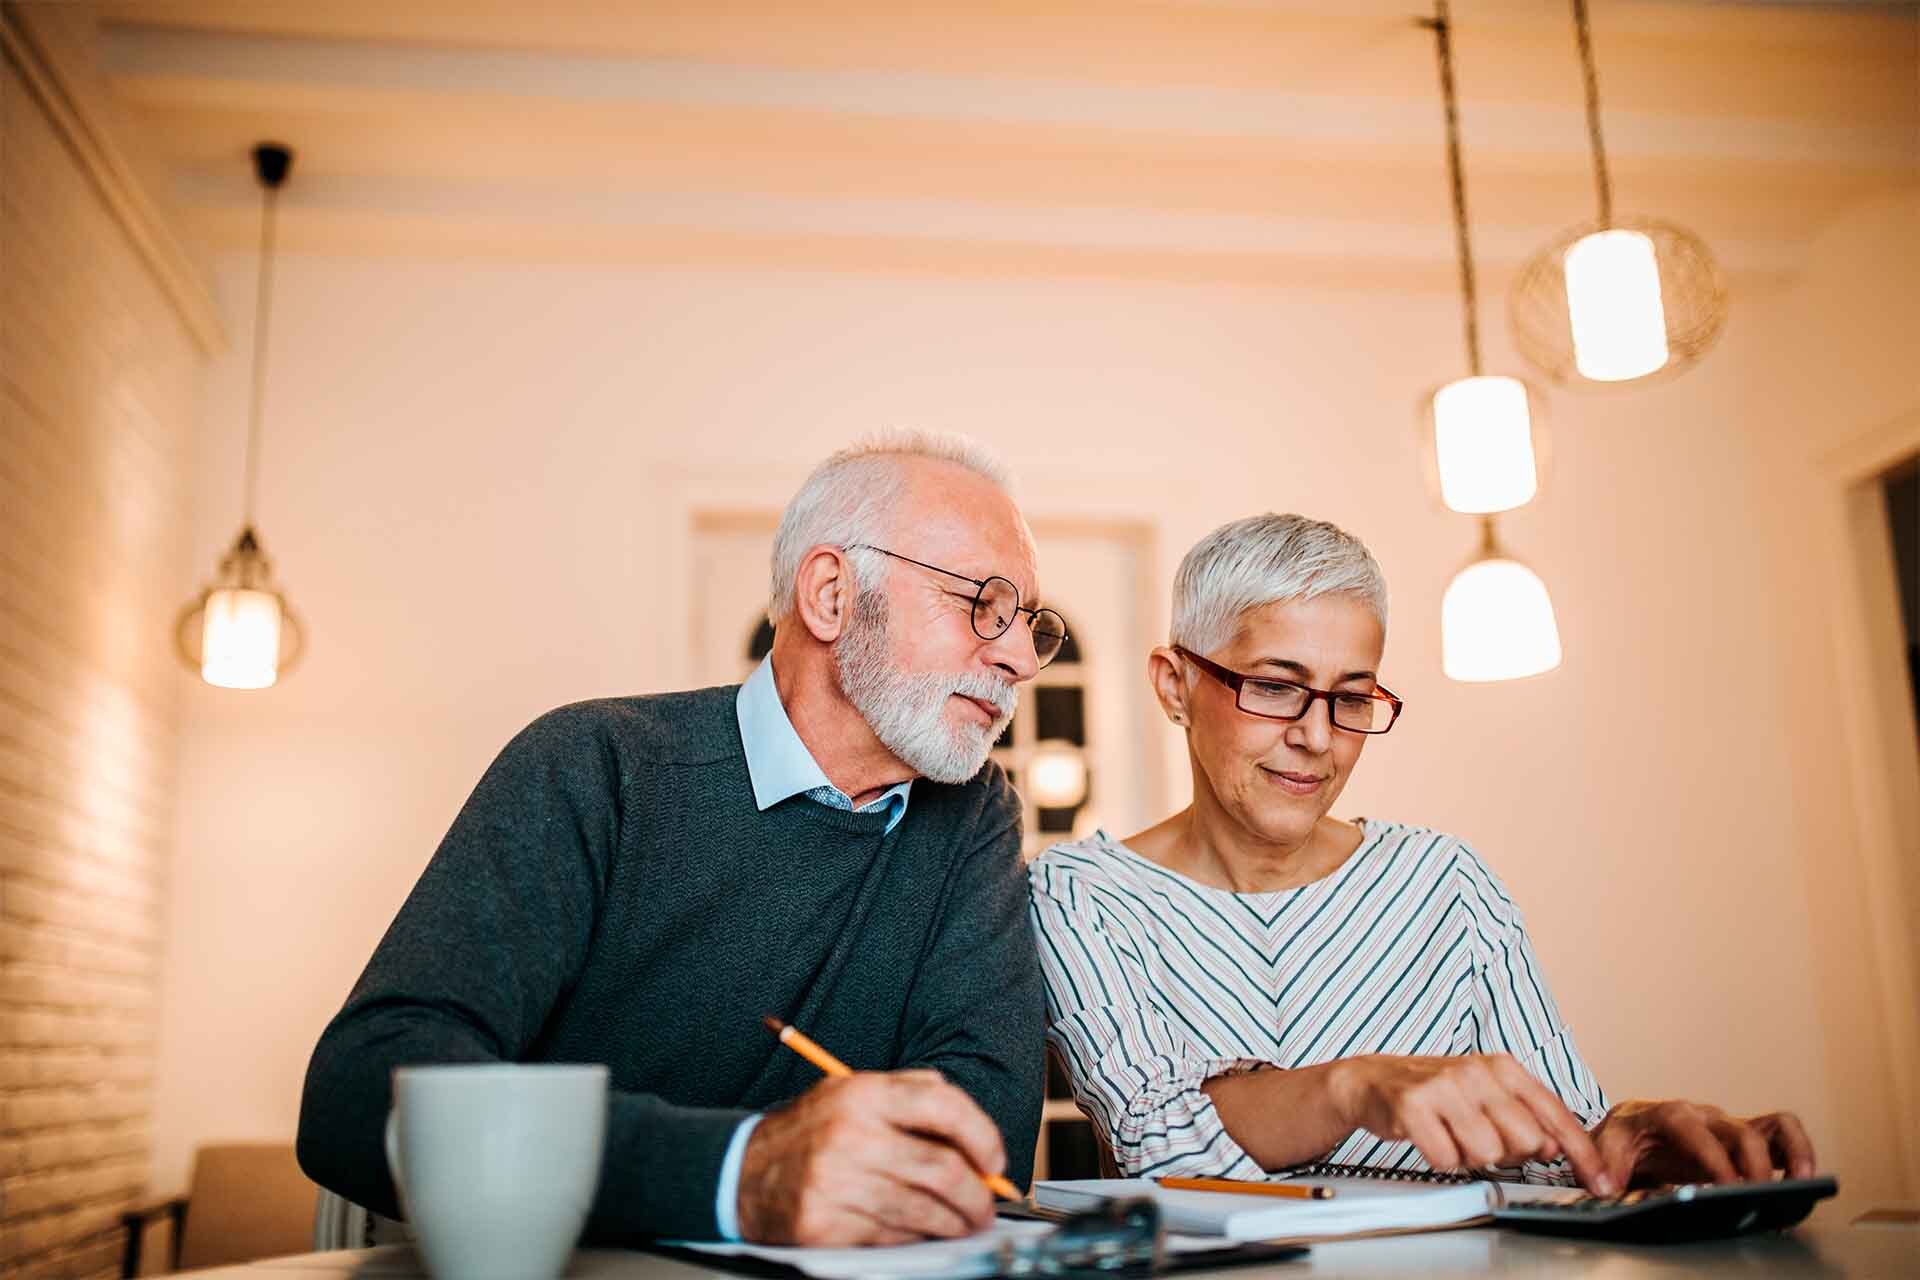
[833,588,1017,785]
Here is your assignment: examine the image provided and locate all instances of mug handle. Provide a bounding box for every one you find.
[384,1108,405,1196]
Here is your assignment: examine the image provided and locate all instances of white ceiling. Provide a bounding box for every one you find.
[88,0,1920,290]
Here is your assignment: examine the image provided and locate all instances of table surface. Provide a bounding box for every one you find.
[187,1212,1916,1280]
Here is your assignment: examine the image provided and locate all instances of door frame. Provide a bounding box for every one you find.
[1818,403,1920,1193]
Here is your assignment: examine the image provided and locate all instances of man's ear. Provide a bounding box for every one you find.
[792,545,854,643]
[1148,647,1192,728]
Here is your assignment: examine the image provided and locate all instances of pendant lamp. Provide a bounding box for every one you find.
[1027,741,1089,810]
[1420,1,1545,517]
[1508,0,1727,386]
[1421,6,1563,683]
[1441,518,1563,683]
[174,142,306,689]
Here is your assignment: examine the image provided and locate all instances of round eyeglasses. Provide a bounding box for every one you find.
[1173,645,1403,734]
[847,545,1068,669]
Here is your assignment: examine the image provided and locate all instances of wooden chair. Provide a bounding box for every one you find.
[121,1142,317,1275]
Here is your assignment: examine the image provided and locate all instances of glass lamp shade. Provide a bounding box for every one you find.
[175,526,305,688]
[201,588,283,688]
[1430,375,1539,514]
[1027,740,1089,809]
[1441,555,1562,683]
[1564,229,1668,381]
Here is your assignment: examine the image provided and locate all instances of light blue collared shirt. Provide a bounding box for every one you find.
[712,657,914,1239]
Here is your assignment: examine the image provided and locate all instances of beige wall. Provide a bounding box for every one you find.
[0,5,212,1275]
[1722,193,1920,1204]
[148,190,1920,1217]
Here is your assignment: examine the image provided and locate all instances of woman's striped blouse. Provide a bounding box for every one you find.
[1028,821,1608,1183]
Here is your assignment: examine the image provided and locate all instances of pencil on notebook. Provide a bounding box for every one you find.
[762,1016,1022,1201]
[1157,1175,1335,1201]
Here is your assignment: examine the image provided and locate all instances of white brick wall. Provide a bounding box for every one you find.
[1,4,209,1273]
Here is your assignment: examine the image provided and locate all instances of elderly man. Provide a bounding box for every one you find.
[298,433,1063,1246]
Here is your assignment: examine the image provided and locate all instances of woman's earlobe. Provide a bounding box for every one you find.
[1149,647,1192,728]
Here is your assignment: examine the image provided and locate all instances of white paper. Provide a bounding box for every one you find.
[1035,1177,1492,1241]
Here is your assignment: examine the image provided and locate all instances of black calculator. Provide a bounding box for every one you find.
[1491,1176,1838,1243]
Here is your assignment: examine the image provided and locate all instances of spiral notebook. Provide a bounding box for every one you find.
[1256,1160,1588,1217]
[1275,1160,1484,1183]
[1034,1166,1494,1242]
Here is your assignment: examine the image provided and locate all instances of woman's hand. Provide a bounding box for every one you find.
[1590,1100,1816,1190]
[1327,1054,1615,1195]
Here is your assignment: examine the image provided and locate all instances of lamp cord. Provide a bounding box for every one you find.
[243,178,279,529]
[1422,2,1481,377]
[1572,0,1613,227]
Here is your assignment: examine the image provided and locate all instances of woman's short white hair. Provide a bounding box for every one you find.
[769,430,1012,621]
[1171,513,1388,655]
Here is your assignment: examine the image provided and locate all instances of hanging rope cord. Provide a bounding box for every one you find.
[1421,0,1480,377]
[242,178,280,530]
[1572,0,1614,227]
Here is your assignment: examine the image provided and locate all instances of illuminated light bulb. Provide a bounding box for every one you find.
[1565,229,1669,382]
[201,588,282,689]
[1431,376,1538,514]
[1441,558,1562,683]
[1027,741,1088,809]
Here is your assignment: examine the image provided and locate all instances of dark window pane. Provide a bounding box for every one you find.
[1046,1117,1103,1180]
[1053,626,1082,666]
[1037,805,1077,834]
[747,616,775,660]
[1036,686,1085,745]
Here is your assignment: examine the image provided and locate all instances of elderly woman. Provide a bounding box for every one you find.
[1029,514,1815,1195]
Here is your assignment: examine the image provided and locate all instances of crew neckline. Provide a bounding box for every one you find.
[1072,818,1388,900]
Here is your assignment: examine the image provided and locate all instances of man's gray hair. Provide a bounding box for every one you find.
[1171,513,1388,654]
[769,430,1012,621]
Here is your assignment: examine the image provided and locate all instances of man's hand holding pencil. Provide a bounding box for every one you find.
[736,1019,1013,1245]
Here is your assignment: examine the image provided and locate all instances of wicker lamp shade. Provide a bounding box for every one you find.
[1509,214,1727,387]
[1510,0,1727,388]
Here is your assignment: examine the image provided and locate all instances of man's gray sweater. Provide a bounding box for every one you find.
[296,686,1044,1242]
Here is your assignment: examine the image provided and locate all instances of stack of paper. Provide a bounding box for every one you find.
[1035,1177,1493,1242]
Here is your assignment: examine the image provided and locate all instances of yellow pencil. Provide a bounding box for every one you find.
[1158,1175,1335,1201]
[762,1016,1022,1201]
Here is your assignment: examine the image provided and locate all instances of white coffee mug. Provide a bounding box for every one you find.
[386,1063,608,1280]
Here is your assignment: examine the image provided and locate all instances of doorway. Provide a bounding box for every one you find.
[1884,459,1920,737]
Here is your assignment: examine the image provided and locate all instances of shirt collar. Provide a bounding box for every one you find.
[736,656,913,820]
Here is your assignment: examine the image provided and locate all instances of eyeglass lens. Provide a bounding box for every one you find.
[1239,680,1394,731]
[972,577,1066,667]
